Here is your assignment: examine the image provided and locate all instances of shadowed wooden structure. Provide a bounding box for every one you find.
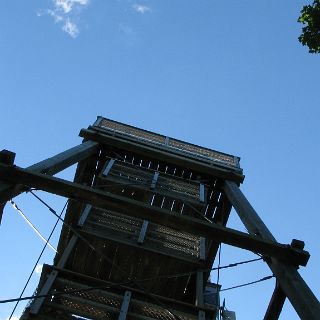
[0,116,319,320]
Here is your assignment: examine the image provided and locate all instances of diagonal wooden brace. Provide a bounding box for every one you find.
[0,141,99,224]
[222,180,320,320]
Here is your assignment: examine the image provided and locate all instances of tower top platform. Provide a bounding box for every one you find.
[92,116,242,172]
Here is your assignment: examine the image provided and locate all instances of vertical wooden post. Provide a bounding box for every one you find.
[199,237,206,261]
[196,270,206,320]
[196,271,204,307]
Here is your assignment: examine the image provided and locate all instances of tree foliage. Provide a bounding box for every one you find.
[298,0,320,53]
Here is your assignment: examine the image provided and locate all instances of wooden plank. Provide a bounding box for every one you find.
[100,175,203,208]
[263,282,286,320]
[50,266,218,314]
[79,129,244,183]
[80,227,203,266]
[0,141,99,223]
[0,164,309,267]
[223,180,320,320]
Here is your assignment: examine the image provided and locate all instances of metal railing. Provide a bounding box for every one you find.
[93,117,241,170]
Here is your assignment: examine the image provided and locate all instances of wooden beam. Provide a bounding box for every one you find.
[223,180,275,240]
[0,141,99,223]
[0,164,309,267]
[79,128,244,183]
[263,282,286,320]
[27,141,99,175]
[222,180,320,320]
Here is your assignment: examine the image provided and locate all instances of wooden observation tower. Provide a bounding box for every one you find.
[0,116,319,319]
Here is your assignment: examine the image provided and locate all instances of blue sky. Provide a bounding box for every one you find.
[1,1,319,319]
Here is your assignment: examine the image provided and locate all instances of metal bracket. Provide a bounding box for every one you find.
[77,204,92,227]
[103,159,116,176]
[118,290,132,320]
[150,171,159,190]
[138,220,149,244]
[199,184,205,203]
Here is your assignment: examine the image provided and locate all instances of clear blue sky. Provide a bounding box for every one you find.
[1,1,319,319]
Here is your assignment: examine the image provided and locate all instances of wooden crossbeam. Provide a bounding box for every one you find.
[0,164,309,267]
[0,141,99,224]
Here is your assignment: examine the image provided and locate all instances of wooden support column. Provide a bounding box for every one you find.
[0,141,99,223]
[196,271,206,320]
[196,271,204,307]
[263,282,286,320]
[223,180,320,320]
[199,237,206,261]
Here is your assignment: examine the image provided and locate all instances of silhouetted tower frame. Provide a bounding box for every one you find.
[0,116,319,319]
